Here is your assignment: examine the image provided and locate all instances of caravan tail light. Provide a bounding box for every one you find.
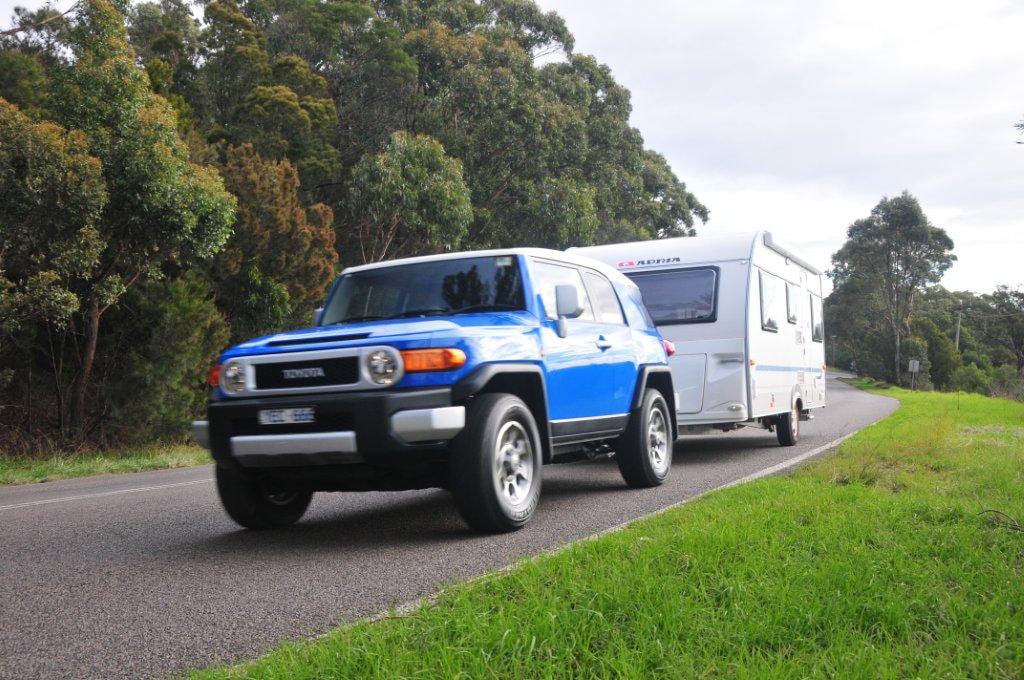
[661,339,676,357]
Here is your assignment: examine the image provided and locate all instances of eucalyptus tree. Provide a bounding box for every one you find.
[830,192,955,385]
[44,0,236,431]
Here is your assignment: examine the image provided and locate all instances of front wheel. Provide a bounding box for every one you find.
[215,465,313,530]
[450,393,543,533]
[616,389,673,488]
[776,404,800,447]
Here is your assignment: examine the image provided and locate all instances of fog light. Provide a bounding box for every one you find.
[366,349,400,385]
[222,361,246,394]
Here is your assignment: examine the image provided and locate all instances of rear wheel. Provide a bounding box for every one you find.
[450,393,542,533]
[616,389,672,488]
[776,404,800,447]
[215,465,313,529]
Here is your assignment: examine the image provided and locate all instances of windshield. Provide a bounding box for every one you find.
[320,255,525,325]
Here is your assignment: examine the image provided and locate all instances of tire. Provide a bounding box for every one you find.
[215,465,313,530]
[616,389,672,488]
[776,403,800,447]
[450,393,543,533]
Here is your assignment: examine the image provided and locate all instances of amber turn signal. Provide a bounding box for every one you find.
[400,348,467,372]
[207,364,221,387]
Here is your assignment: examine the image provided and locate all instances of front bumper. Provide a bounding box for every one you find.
[194,388,465,468]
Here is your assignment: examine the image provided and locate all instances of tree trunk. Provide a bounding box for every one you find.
[69,297,101,434]
[893,327,902,386]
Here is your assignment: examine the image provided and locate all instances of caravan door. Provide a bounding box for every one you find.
[625,267,718,414]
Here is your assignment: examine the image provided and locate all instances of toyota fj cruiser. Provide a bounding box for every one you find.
[194,249,677,533]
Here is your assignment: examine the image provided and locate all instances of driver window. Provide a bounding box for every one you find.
[531,260,595,321]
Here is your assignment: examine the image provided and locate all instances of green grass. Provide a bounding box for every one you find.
[0,444,210,485]
[194,384,1024,679]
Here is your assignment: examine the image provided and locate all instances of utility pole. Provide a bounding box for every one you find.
[954,310,963,350]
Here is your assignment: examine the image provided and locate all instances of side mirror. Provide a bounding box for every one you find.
[313,307,324,326]
[554,284,583,338]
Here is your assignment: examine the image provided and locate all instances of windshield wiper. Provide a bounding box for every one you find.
[387,307,451,319]
[452,303,521,313]
[333,314,388,324]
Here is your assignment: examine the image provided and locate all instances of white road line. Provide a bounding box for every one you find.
[0,478,210,512]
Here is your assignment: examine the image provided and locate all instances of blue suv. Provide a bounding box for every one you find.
[194,249,676,533]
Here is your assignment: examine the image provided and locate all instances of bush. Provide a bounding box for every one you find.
[97,275,229,443]
[950,364,990,395]
[987,364,1024,401]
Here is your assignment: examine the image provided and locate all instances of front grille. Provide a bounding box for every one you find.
[254,356,360,390]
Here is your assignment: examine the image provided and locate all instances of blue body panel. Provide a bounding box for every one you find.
[214,254,668,420]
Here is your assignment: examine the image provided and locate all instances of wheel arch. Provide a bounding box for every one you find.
[632,365,678,440]
[453,363,552,463]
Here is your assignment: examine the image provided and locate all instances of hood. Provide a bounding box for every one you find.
[224,311,535,358]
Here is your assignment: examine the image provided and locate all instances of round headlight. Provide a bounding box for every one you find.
[222,361,246,394]
[366,349,400,385]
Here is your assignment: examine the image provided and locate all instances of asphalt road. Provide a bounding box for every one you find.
[0,376,896,679]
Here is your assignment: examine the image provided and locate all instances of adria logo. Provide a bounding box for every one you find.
[282,367,326,379]
[617,257,681,268]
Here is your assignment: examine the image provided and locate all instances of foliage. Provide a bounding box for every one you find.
[98,276,230,441]
[0,99,107,334]
[910,316,959,389]
[1,0,235,448]
[1,0,709,454]
[342,131,473,263]
[0,50,48,113]
[950,363,990,395]
[829,192,955,386]
[215,144,336,339]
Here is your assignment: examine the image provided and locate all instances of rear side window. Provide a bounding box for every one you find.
[583,271,625,325]
[626,267,717,325]
[810,294,824,342]
[759,270,783,332]
[785,282,800,324]
[531,260,595,321]
[620,285,655,329]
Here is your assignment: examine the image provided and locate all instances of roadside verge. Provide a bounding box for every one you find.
[193,382,1024,678]
[0,444,208,486]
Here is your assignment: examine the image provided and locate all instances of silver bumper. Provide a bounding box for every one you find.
[390,406,465,443]
[232,431,358,467]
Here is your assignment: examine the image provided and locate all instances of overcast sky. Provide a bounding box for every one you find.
[3,0,1021,292]
[537,0,1024,292]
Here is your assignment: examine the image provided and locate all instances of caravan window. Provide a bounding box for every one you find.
[759,271,783,332]
[625,267,717,325]
[810,294,824,342]
[785,283,800,324]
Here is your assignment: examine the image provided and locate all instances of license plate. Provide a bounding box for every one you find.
[258,407,315,425]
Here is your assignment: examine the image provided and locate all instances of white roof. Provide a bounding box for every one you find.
[341,247,636,287]
[571,231,822,275]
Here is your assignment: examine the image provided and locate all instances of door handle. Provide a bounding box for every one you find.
[595,338,612,350]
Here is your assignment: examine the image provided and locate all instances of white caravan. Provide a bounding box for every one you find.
[572,231,826,446]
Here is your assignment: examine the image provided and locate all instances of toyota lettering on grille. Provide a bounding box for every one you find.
[281,367,326,380]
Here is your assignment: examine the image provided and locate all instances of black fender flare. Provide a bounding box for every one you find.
[631,364,678,440]
[453,363,553,462]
